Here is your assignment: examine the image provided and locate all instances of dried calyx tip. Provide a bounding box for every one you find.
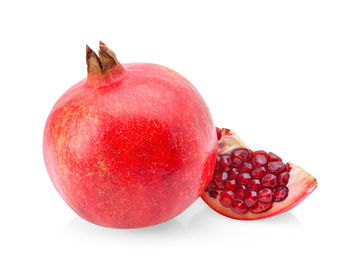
[98,41,119,72]
[86,45,102,74]
[86,42,123,75]
[99,41,108,51]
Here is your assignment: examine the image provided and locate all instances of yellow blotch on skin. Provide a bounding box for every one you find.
[54,114,71,155]
[95,159,110,177]
[96,160,108,172]
[152,120,160,128]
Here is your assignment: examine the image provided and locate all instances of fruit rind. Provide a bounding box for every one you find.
[217,128,248,154]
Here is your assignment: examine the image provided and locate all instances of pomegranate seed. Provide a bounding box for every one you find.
[213,172,220,181]
[286,163,292,171]
[247,150,252,160]
[208,189,218,198]
[228,168,239,180]
[267,162,286,174]
[236,173,251,185]
[251,167,266,179]
[261,173,278,188]
[250,201,272,213]
[220,155,231,171]
[277,171,290,186]
[234,185,247,199]
[231,149,250,162]
[224,180,237,191]
[215,180,224,190]
[273,186,289,202]
[239,162,253,173]
[258,188,273,203]
[215,159,219,171]
[219,191,234,207]
[268,152,282,162]
[248,179,261,191]
[216,127,223,140]
[231,157,243,168]
[243,191,258,207]
[213,171,227,182]
[231,199,248,214]
[252,150,268,158]
[252,154,268,168]
[208,180,217,188]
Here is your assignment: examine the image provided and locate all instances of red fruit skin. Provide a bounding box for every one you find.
[43,62,217,228]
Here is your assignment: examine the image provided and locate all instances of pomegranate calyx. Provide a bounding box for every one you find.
[86,42,125,88]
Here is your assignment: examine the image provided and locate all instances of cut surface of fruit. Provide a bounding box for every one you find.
[202,128,317,220]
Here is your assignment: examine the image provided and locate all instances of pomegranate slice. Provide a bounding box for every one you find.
[202,128,317,220]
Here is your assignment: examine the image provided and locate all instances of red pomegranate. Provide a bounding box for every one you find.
[202,128,317,220]
[43,42,217,228]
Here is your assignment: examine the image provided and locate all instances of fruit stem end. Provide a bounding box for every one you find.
[86,42,125,88]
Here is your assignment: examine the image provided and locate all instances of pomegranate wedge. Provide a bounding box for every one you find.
[202,128,317,220]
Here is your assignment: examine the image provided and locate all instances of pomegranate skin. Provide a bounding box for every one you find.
[43,45,217,228]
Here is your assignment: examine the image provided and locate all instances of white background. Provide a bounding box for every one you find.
[0,0,349,272]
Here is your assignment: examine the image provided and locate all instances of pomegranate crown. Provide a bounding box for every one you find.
[86,42,125,88]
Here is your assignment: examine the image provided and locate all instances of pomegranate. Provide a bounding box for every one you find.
[202,128,317,220]
[43,42,217,228]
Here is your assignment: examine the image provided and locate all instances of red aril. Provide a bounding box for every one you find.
[219,191,234,207]
[243,191,258,208]
[202,128,317,220]
[43,42,217,228]
[251,167,266,179]
[273,186,289,202]
[234,185,247,199]
[258,188,273,203]
[224,180,237,191]
[231,199,248,214]
[236,173,251,185]
[248,179,261,191]
[261,174,278,188]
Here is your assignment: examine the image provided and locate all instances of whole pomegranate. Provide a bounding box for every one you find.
[43,42,217,228]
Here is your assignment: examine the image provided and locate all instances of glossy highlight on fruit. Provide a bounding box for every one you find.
[43,42,217,228]
[202,128,317,220]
